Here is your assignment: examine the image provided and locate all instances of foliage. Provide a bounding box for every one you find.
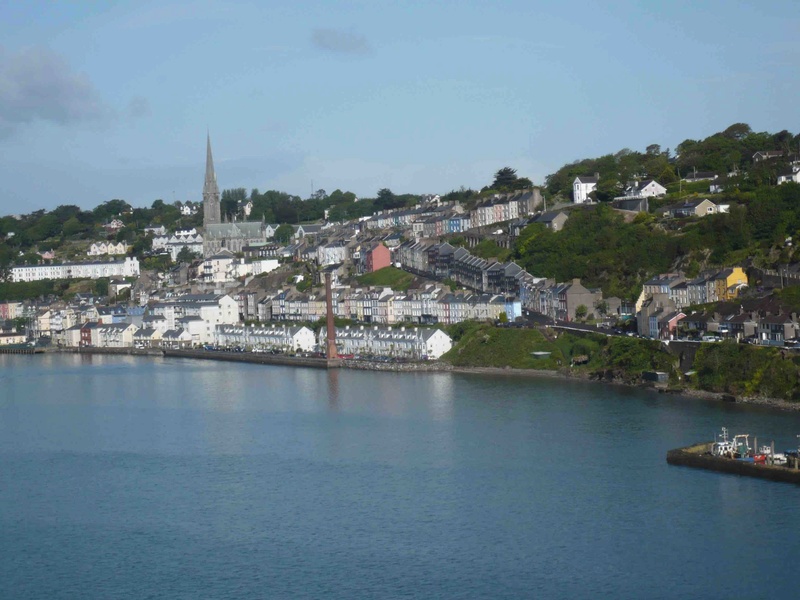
[675,123,799,176]
[545,146,671,200]
[471,239,511,262]
[513,204,677,299]
[273,224,295,244]
[490,167,533,192]
[141,255,171,271]
[774,285,800,312]
[441,324,564,369]
[221,188,247,220]
[176,246,199,263]
[94,277,110,297]
[356,266,415,291]
[693,342,800,400]
[0,280,59,301]
[440,325,673,379]
[445,320,483,343]
[601,337,674,376]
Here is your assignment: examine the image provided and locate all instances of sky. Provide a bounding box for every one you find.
[0,0,798,214]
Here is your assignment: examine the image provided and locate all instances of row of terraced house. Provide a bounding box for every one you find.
[362,190,543,236]
[394,240,613,322]
[236,284,521,325]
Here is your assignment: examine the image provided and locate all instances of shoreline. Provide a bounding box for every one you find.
[33,346,800,412]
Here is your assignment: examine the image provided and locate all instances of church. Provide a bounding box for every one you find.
[201,135,269,257]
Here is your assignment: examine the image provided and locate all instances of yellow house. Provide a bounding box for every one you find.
[714,267,747,301]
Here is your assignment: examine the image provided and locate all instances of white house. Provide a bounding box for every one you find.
[97,323,139,348]
[11,257,140,283]
[133,327,163,348]
[317,242,348,266]
[216,324,316,352]
[162,328,193,348]
[144,225,167,236]
[319,325,453,359]
[229,258,280,279]
[626,179,666,198]
[149,293,239,344]
[777,170,800,185]
[202,250,236,283]
[573,175,598,204]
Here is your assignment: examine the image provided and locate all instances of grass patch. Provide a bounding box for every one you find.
[441,324,565,369]
[356,266,415,291]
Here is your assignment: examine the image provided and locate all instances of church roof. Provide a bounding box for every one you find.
[204,222,266,239]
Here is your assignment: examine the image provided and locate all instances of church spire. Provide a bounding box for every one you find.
[203,133,221,226]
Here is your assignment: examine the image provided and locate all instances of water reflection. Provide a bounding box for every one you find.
[327,369,340,409]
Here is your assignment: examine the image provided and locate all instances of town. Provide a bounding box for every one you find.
[3,125,800,365]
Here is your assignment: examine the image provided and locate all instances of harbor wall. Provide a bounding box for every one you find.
[163,348,330,369]
[667,443,800,485]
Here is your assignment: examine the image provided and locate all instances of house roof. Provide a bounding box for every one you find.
[535,211,567,224]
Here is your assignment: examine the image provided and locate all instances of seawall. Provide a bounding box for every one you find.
[666,442,800,485]
[163,349,330,369]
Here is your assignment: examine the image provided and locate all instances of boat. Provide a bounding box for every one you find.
[711,427,734,457]
[759,445,788,465]
[732,434,751,459]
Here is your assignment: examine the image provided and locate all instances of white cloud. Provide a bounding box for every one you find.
[0,45,107,138]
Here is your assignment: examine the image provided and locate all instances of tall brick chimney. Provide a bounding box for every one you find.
[325,272,338,360]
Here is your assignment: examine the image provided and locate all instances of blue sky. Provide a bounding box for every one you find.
[0,0,797,213]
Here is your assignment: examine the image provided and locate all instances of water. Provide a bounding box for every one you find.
[1,354,799,599]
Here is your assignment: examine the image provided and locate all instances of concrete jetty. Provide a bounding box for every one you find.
[667,442,800,485]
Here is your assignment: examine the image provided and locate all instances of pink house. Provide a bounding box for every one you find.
[365,243,391,273]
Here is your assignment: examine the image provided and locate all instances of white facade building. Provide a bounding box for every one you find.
[573,175,598,204]
[216,324,315,352]
[11,257,140,283]
[150,293,240,344]
[87,241,128,256]
[319,325,453,359]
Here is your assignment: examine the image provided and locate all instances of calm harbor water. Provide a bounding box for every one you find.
[1,353,799,599]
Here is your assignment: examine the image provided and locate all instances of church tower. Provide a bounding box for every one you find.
[203,133,221,226]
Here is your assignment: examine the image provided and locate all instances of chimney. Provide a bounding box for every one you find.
[324,273,338,360]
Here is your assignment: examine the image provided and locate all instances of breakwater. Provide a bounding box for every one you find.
[666,442,800,485]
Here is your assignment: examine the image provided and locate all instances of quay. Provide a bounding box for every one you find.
[163,348,331,369]
[667,442,800,485]
[0,346,40,355]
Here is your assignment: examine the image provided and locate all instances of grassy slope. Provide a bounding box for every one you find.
[356,266,416,291]
[441,324,678,383]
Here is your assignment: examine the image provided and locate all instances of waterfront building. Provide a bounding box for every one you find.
[318,325,452,359]
[216,323,315,352]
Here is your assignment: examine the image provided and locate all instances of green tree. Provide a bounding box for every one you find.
[493,167,518,190]
[221,188,247,220]
[575,305,588,320]
[94,278,110,297]
[491,167,533,192]
[273,224,295,244]
[62,217,88,238]
[176,246,198,263]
